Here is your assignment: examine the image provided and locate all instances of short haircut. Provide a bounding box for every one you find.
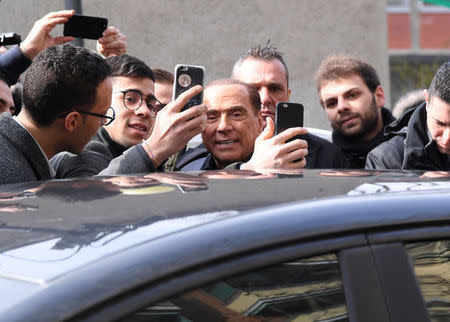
[206,78,261,114]
[152,67,174,84]
[23,45,111,126]
[232,41,289,87]
[315,54,381,99]
[0,70,8,86]
[106,54,154,82]
[428,61,450,104]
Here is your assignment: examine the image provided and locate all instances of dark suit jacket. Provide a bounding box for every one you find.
[0,113,51,184]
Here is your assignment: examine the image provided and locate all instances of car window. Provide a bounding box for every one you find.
[121,253,348,321]
[406,240,450,322]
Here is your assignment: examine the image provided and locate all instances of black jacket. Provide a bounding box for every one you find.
[332,107,396,168]
[179,133,347,171]
[366,102,450,170]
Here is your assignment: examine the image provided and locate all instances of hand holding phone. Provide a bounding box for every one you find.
[63,15,108,40]
[172,64,205,111]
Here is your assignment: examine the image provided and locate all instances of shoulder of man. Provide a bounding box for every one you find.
[50,129,116,178]
[0,113,50,183]
[365,135,405,170]
[304,133,347,168]
[174,144,209,171]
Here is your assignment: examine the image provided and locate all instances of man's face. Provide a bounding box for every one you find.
[426,94,450,155]
[202,84,263,169]
[106,76,155,147]
[234,58,290,125]
[0,80,15,115]
[71,77,113,154]
[154,81,173,109]
[319,74,385,142]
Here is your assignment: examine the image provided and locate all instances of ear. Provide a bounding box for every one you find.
[374,86,385,108]
[287,88,291,100]
[63,111,82,133]
[424,89,430,106]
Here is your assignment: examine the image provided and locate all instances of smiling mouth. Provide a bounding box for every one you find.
[129,124,148,132]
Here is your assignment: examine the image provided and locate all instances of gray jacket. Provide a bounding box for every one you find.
[0,113,51,184]
[51,127,157,177]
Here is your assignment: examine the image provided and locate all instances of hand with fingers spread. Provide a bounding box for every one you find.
[242,117,308,171]
[20,10,75,59]
[142,85,206,166]
[96,26,127,57]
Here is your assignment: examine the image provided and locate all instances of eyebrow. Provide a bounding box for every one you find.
[207,105,247,113]
[432,116,450,126]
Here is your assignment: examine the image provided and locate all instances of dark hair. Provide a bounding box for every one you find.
[23,44,111,126]
[315,54,381,104]
[206,78,261,113]
[106,54,154,82]
[232,41,289,87]
[429,61,450,104]
[0,70,7,85]
[152,67,174,84]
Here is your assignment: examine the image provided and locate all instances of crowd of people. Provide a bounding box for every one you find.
[0,10,449,185]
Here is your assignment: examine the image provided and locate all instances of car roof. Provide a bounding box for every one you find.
[1,169,450,318]
[0,170,449,284]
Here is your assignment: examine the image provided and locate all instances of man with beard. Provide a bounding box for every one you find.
[232,43,345,169]
[315,54,395,168]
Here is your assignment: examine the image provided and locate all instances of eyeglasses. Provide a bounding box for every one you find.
[113,89,163,118]
[59,106,116,126]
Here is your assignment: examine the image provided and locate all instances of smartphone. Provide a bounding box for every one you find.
[172,64,205,111]
[275,102,304,142]
[63,15,108,40]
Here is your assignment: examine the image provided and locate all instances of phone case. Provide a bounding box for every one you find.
[172,64,205,111]
[275,102,304,136]
[63,15,108,40]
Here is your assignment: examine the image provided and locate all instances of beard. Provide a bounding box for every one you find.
[332,96,380,139]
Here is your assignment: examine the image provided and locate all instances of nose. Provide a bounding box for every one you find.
[135,100,151,118]
[217,114,232,133]
[259,87,271,108]
[337,97,350,113]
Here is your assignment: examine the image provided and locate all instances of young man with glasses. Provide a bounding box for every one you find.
[52,54,206,177]
[0,44,112,184]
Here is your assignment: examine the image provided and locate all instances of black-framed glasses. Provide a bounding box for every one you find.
[113,89,163,118]
[59,106,116,126]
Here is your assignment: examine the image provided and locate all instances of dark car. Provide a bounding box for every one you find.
[0,169,449,322]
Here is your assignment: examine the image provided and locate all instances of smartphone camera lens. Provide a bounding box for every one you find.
[178,74,191,87]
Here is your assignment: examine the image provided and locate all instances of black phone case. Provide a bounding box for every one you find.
[275,102,304,139]
[63,15,108,40]
[172,65,205,111]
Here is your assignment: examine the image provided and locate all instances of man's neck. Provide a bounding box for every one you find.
[16,113,59,159]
